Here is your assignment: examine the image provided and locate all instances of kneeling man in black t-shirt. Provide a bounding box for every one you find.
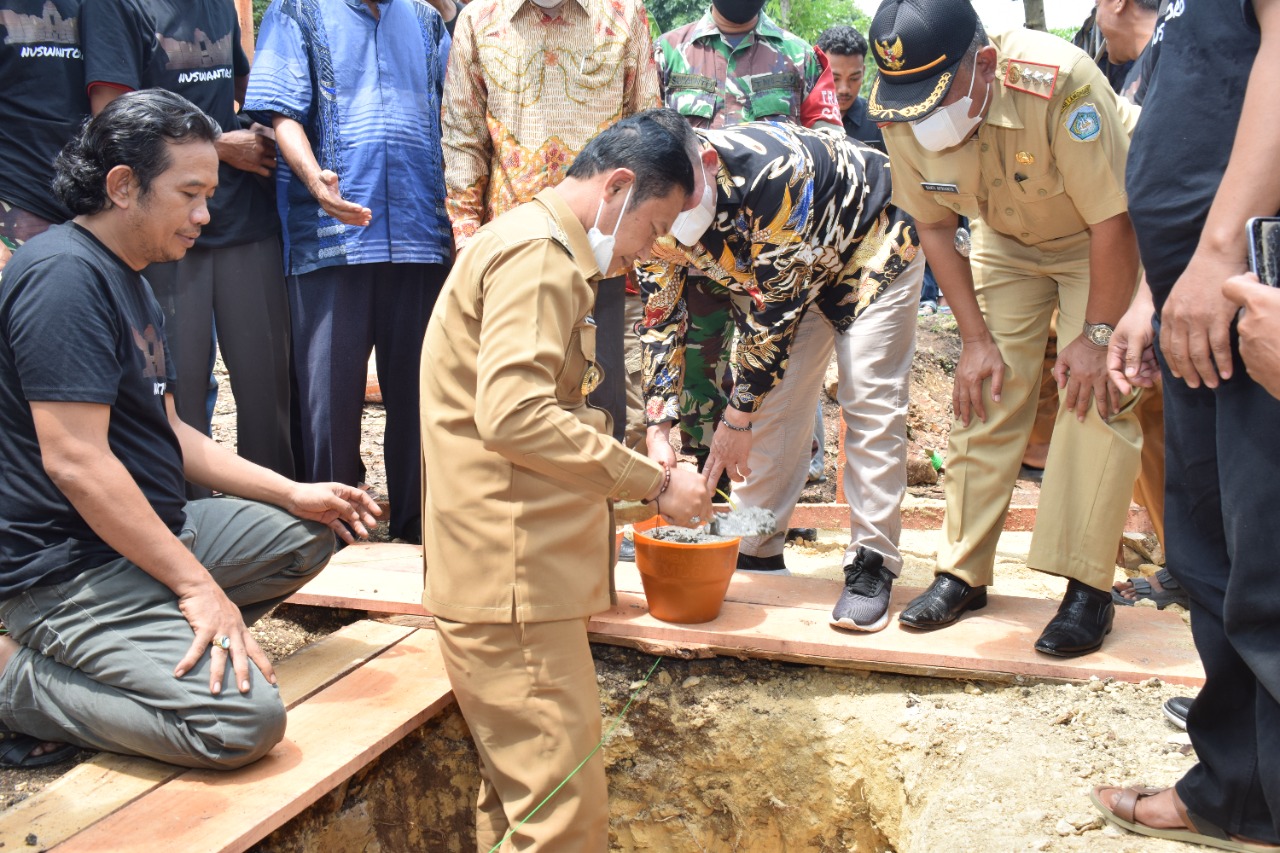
[0,90,379,770]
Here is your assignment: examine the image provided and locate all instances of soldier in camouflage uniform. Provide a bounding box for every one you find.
[652,0,840,473]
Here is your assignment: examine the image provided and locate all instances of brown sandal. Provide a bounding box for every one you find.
[1091,785,1280,852]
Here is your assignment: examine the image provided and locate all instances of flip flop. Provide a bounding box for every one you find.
[1091,785,1280,852]
[1111,567,1190,610]
[0,726,79,769]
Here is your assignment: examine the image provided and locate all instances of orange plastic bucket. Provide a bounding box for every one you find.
[632,516,739,624]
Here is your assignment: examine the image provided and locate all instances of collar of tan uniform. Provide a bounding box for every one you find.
[534,186,605,281]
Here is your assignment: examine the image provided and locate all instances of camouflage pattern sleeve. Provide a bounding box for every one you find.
[636,253,690,425]
[441,7,491,250]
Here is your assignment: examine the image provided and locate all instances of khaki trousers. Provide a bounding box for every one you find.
[939,226,1143,591]
[736,254,924,571]
[435,617,607,852]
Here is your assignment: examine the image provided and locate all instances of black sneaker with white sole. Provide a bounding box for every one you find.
[1164,696,1192,730]
[831,547,894,633]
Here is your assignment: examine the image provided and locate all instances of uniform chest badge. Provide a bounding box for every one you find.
[581,362,603,396]
[1003,59,1059,99]
[1015,151,1035,165]
[1065,103,1102,142]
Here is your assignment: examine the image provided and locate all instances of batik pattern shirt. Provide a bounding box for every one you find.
[656,10,839,130]
[245,0,452,276]
[637,122,918,422]
[442,0,660,248]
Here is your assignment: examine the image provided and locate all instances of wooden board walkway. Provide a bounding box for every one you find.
[3,620,453,853]
[289,543,1203,688]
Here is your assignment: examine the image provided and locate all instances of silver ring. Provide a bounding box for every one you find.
[690,515,701,524]
[215,635,231,650]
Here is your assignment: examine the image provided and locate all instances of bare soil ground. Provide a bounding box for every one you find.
[2,315,1194,853]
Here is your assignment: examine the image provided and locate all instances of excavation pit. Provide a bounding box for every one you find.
[251,644,1199,853]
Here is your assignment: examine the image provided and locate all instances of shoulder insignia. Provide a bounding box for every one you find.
[1003,59,1059,99]
[1059,84,1092,115]
[547,216,573,255]
[1064,102,1102,142]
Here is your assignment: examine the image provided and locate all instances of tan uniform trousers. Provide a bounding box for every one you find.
[435,617,607,852]
[939,225,1143,591]
[1026,321,1166,546]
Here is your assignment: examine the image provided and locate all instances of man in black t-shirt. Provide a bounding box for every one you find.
[0,91,378,770]
[80,0,294,489]
[0,0,89,270]
[1095,0,1280,845]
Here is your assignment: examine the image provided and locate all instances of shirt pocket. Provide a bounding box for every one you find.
[742,72,801,122]
[555,320,600,403]
[1011,169,1073,240]
[666,73,718,122]
[931,192,981,221]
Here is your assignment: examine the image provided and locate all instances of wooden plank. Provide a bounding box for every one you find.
[291,545,1202,687]
[600,565,1203,687]
[52,628,454,853]
[2,620,414,851]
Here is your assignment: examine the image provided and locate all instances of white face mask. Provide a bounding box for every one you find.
[587,184,632,276]
[909,53,989,152]
[670,162,716,246]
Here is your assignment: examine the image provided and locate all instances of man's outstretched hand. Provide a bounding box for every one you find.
[285,482,382,543]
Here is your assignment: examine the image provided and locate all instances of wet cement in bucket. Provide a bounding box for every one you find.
[643,507,778,544]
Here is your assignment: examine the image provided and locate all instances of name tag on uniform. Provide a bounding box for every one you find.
[921,182,959,194]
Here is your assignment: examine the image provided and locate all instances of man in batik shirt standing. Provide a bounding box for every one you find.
[441,0,660,448]
[654,0,841,493]
[639,119,923,632]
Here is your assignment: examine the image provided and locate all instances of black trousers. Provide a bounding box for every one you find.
[145,237,295,490]
[588,277,626,442]
[1160,329,1280,843]
[289,262,447,540]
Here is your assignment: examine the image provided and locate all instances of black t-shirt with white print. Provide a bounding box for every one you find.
[81,0,279,248]
[0,0,88,222]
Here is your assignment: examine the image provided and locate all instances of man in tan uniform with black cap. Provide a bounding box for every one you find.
[866,0,1144,657]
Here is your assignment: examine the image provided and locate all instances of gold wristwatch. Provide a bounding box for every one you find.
[1083,322,1114,347]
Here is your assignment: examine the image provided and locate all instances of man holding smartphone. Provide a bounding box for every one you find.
[1096,0,1280,846]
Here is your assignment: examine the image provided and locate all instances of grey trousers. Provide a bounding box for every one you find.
[0,498,334,769]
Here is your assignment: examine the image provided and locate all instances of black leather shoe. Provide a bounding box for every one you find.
[1034,579,1115,657]
[899,573,988,630]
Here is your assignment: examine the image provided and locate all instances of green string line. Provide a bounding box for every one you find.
[486,655,664,853]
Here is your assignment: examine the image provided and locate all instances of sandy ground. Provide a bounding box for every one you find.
[3,316,1202,852]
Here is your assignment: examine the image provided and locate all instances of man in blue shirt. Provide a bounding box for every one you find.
[246,0,453,543]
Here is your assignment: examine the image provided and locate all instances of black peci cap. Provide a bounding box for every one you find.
[866,0,979,122]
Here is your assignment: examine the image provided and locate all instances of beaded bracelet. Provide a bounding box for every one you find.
[721,417,752,433]
[642,462,671,505]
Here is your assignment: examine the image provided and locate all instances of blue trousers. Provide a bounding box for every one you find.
[288,262,448,540]
[1159,325,1280,843]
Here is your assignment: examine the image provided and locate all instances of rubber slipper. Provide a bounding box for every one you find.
[1111,567,1190,610]
[0,726,79,769]
[1091,786,1280,852]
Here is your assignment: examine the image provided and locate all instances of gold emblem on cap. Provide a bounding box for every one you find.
[875,35,906,71]
[1015,151,1035,165]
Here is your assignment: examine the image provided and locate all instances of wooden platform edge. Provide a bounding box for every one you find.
[50,627,454,853]
[2,620,416,852]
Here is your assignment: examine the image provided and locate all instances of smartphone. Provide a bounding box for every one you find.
[1247,216,1280,286]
